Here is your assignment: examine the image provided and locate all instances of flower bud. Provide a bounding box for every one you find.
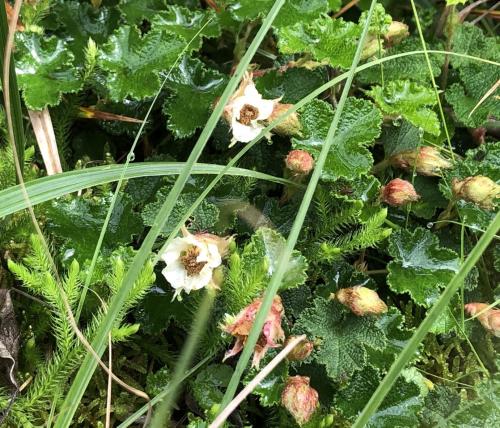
[389,147,452,177]
[268,103,302,137]
[286,337,314,361]
[465,303,500,337]
[281,376,319,426]
[452,176,500,210]
[384,21,409,45]
[380,178,420,207]
[285,150,315,176]
[361,37,381,60]
[335,286,388,316]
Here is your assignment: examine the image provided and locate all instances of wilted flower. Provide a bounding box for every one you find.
[389,147,452,176]
[380,178,420,207]
[335,286,388,316]
[465,303,500,337]
[221,295,285,368]
[268,103,302,137]
[286,336,314,362]
[281,376,319,426]
[160,228,231,300]
[285,149,315,176]
[224,73,278,145]
[452,176,500,210]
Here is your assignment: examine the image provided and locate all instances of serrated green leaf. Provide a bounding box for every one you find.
[293,298,386,381]
[163,57,227,138]
[45,193,143,261]
[387,228,460,306]
[98,25,186,101]
[228,0,329,27]
[366,80,440,136]
[293,98,382,180]
[146,366,171,397]
[335,365,424,427]
[15,33,83,109]
[277,16,361,68]
[119,0,168,24]
[189,364,234,411]
[419,385,461,427]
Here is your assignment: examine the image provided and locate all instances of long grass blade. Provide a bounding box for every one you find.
[54,2,286,426]
[352,212,500,428]
[217,0,379,413]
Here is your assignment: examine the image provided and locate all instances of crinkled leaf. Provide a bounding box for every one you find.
[411,175,449,220]
[293,297,386,381]
[227,0,329,28]
[243,361,287,407]
[119,0,168,24]
[293,98,382,180]
[146,366,171,397]
[281,285,313,319]
[163,57,226,138]
[335,365,424,427]
[45,193,143,261]
[189,364,233,411]
[15,33,83,109]
[366,80,440,136]
[277,16,361,68]
[387,228,460,306]
[99,25,186,101]
[419,385,461,427]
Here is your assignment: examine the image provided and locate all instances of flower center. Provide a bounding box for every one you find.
[180,246,207,276]
[238,104,259,125]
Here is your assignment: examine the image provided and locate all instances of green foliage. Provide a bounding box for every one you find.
[366,80,440,136]
[189,364,233,412]
[118,0,168,24]
[387,228,460,306]
[243,361,287,407]
[294,297,386,381]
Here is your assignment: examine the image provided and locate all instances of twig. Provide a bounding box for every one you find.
[458,0,491,22]
[333,0,360,18]
[471,2,500,23]
[208,335,306,428]
[106,334,113,428]
[468,78,500,118]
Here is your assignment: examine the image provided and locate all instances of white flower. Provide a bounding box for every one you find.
[160,230,222,300]
[225,74,277,145]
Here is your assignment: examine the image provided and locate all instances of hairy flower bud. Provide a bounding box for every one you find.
[268,103,302,137]
[452,176,500,210]
[465,303,500,337]
[286,337,314,361]
[281,376,319,426]
[285,150,315,176]
[389,147,452,177]
[384,21,409,45]
[335,286,388,316]
[380,178,420,207]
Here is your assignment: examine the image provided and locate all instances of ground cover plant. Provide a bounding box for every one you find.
[0,0,499,427]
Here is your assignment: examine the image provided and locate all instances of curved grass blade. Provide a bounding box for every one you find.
[217,0,379,414]
[352,212,500,428]
[54,2,286,426]
[0,162,294,217]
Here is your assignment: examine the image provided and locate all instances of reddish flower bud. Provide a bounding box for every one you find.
[452,176,500,210]
[465,303,500,337]
[285,150,315,176]
[268,103,302,137]
[286,337,314,361]
[335,286,388,316]
[221,296,285,368]
[389,147,452,177]
[380,178,420,207]
[281,376,319,426]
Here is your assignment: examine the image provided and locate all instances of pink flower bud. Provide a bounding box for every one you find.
[286,337,314,361]
[285,150,315,176]
[268,103,302,137]
[281,376,319,426]
[452,176,500,210]
[389,147,452,177]
[465,303,500,337]
[221,296,285,368]
[380,178,420,207]
[335,286,388,316]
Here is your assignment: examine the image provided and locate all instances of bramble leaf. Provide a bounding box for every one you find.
[119,0,168,24]
[293,98,382,180]
[15,33,83,110]
[189,364,234,411]
[366,80,440,136]
[387,228,460,306]
[293,297,386,381]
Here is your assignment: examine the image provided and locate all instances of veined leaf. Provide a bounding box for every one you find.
[119,0,168,24]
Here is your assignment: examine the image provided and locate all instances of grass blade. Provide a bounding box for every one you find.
[352,212,500,428]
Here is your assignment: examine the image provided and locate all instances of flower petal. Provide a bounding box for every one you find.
[231,119,263,143]
[256,98,276,120]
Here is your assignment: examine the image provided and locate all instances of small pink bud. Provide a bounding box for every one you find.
[268,103,302,137]
[285,150,315,176]
[335,286,388,316]
[389,147,452,177]
[286,337,314,361]
[380,178,420,207]
[281,376,319,426]
[465,303,500,337]
[452,176,500,210]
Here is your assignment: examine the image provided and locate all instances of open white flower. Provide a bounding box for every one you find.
[225,74,277,145]
[160,229,222,300]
